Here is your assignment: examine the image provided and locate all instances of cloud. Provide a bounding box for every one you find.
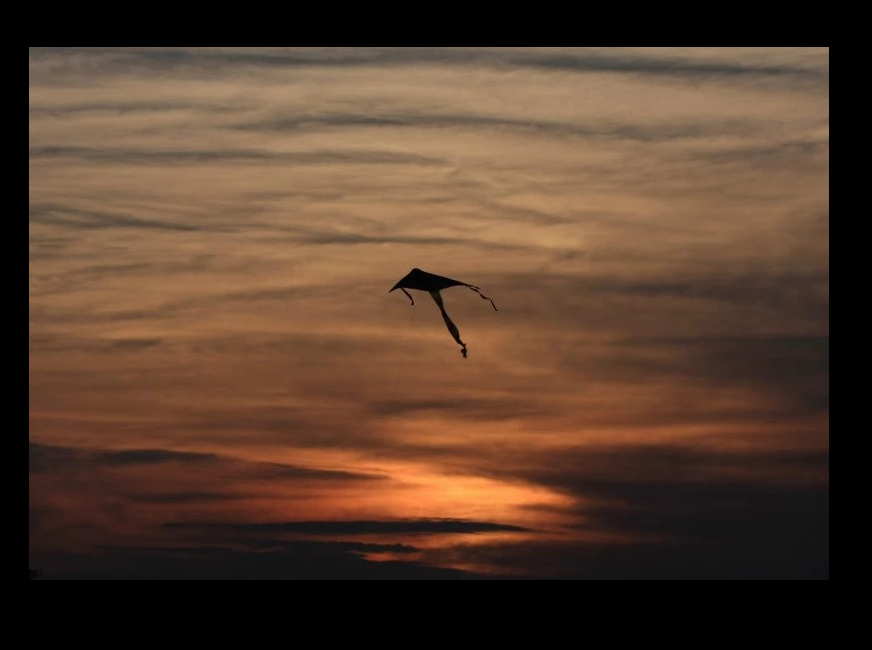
[420,443,828,578]
[29,47,828,88]
[28,100,236,116]
[486,267,828,343]
[30,203,201,232]
[423,531,828,580]
[236,112,779,144]
[108,338,163,350]
[266,225,530,251]
[616,335,829,408]
[29,146,444,167]
[585,272,829,308]
[127,491,244,504]
[93,448,217,465]
[29,442,383,482]
[368,398,546,421]
[164,518,530,535]
[36,544,486,580]
[30,443,214,473]
[242,539,419,554]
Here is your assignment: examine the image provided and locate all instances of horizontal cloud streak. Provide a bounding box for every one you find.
[29,146,444,166]
[30,442,384,482]
[30,47,828,86]
[164,519,530,535]
[236,113,783,143]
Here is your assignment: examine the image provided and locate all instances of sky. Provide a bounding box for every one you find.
[29,47,829,579]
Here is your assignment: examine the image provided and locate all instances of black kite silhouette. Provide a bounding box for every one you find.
[390,268,497,358]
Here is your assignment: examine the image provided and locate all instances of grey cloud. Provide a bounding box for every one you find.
[242,539,418,555]
[695,139,829,164]
[109,339,163,350]
[29,443,216,473]
[238,113,775,144]
[29,146,444,167]
[29,442,383,482]
[93,449,217,465]
[369,398,546,421]
[29,101,242,116]
[30,47,828,87]
[164,518,530,535]
[608,274,826,326]
[237,462,386,483]
[425,525,827,580]
[29,256,221,298]
[277,227,529,252]
[30,203,201,232]
[34,544,486,580]
[607,335,829,414]
[509,444,829,490]
[126,491,243,504]
[431,443,830,578]
[494,268,829,326]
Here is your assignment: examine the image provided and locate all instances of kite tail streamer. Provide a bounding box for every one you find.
[430,291,467,358]
[467,286,498,311]
[400,288,415,306]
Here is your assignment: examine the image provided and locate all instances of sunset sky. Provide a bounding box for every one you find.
[29,47,829,579]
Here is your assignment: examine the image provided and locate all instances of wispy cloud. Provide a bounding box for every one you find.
[29,47,829,87]
[30,442,384,482]
[164,518,530,535]
[29,146,444,167]
[36,544,486,580]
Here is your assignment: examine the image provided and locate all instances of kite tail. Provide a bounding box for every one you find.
[430,291,467,358]
[467,286,498,311]
[400,288,414,305]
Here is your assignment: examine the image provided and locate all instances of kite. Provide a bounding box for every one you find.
[390,268,497,358]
